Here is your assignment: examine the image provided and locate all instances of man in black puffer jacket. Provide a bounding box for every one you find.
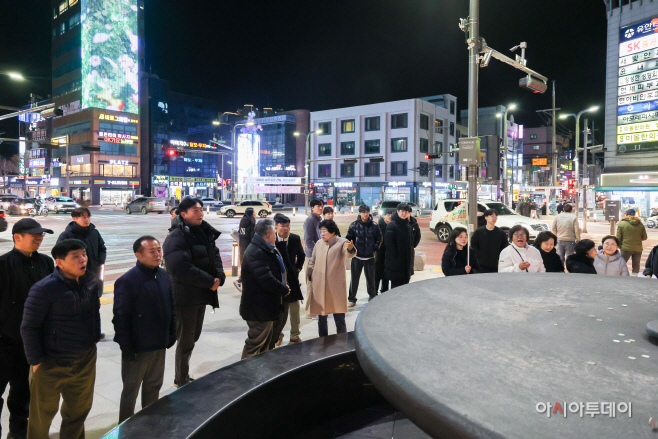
[346,205,382,305]
[21,239,100,439]
[239,219,290,359]
[384,204,420,288]
[113,236,176,423]
[163,198,225,388]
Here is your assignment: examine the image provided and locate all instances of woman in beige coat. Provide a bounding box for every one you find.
[307,219,356,337]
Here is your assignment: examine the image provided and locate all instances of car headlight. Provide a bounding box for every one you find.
[57,203,63,207]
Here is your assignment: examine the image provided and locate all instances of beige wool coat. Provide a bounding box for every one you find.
[306,235,356,316]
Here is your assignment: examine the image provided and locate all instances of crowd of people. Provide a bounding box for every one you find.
[0,197,653,438]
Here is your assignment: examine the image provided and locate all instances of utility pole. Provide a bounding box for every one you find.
[582,118,589,233]
[466,0,480,244]
[552,81,557,187]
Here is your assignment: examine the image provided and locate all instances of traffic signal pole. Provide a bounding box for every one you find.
[466,0,480,256]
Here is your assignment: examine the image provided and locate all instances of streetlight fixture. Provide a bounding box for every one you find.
[1,72,25,81]
[558,106,599,221]
[294,129,322,215]
[496,104,517,206]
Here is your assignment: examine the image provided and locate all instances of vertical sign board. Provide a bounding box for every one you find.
[617,18,658,154]
[458,137,480,166]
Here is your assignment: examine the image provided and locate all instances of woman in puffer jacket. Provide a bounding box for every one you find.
[593,235,629,276]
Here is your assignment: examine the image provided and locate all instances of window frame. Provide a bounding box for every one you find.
[341,119,355,134]
[317,164,332,178]
[365,116,380,132]
[391,113,408,129]
[318,122,331,135]
[391,161,407,176]
[364,139,380,154]
[340,163,355,177]
[391,137,408,153]
[419,138,429,153]
[419,114,429,130]
[340,141,355,155]
[364,162,380,177]
[318,143,332,157]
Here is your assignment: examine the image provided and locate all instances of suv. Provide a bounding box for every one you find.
[429,200,549,243]
[0,195,18,210]
[45,197,77,214]
[219,200,272,218]
[199,197,224,208]
[374,200,421,217]
[125,197,167,214]
[0,206,7,232]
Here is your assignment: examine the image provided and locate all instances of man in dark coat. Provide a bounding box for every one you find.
[375,210,393,294]
[0,219,54,439]
[163,197,225,388]
[346,205,382,305]
[384,204,419,288]
[239,219,290,359]
[21,239,100,439]
[234,208,256,292]
[113,236,176,423]
[271,213,305,347]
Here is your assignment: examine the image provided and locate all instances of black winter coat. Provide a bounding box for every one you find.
[538,248,564,273]
[384,213,418,281]
[566,254,597,274]
[240,234,289,321]
[163,219,226,309]
[643,245,658,277]
[375,217,388,277]
[441,245,479,276]
[470,226,509,273]
[21,269,100,365]
[112,262,176,355]
[275,233,305,302]
[57,222,106,277]
[346,215,382,259]
[238,214,256,253]
[0,249,54,343]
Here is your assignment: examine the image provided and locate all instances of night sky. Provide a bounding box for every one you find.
[0,0,607,157]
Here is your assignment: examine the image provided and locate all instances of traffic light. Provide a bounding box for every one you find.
[424,153,441,160]
[164,148,185,157]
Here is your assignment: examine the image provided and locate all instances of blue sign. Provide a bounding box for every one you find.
[620,18,658,43]
[618,99,658,116]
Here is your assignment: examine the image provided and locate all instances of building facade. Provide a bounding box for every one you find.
[309,96,458,209]
[522,127,572,187]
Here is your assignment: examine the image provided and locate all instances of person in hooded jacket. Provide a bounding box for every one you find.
[533,231,564,273]
[616,208,647,275]
[163,198,225,388]
[593,235,629,277]
[234,208,256,292]
[384,204,420,288]
[441,227,479,276]
[566,239,597,274]
[346,205,381,305]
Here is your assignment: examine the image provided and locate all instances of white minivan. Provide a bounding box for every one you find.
[429,200,549,243]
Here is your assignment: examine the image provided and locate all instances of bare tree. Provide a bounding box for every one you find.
[0,154,20,194]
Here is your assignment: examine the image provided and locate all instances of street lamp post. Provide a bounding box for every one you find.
[294,130,321,215]
[0,72,25,81]
[559,106,598,220]
[496,104,516,206]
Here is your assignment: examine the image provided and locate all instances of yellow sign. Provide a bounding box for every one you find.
[618,131,658,144]
[617,120,658,135]
[532,158,548,166]
[51,135,68,146]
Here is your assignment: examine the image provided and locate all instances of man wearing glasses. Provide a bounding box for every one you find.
[0,219,54,439]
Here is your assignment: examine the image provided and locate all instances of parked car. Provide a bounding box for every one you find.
[429,200,549,243]
[0,194,18,210]
[199,197,224,208]
[374,200,422,217]
[0,207,7,233]
[125,197,167,214]
[219,200,272,218]
[45,196,78,214]
[8,198,36,216]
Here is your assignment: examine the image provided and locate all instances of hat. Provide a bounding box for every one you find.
[12,218,54,235]
[625,208,636,216]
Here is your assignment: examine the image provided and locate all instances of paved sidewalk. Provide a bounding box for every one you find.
[1,266,443,438]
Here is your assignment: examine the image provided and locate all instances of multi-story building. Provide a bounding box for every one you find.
[522,127,572,187]
[309,96,458,209]
[601,1,658,216]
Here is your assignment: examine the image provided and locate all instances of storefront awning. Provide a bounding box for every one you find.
[595,186,658,192]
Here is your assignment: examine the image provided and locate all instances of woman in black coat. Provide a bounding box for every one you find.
[533,231,564,273]
[384,205,416,287]
[441,227,479,276]
[238,208,256,260]
[566,239,598,274]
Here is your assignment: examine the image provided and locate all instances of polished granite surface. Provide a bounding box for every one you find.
[355,274,658,438]
[103,332,429,438]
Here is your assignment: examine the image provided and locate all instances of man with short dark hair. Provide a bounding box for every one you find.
[346,205,381,306]
[551,203,580,263]
[239,219,290,359]
[0,219,54,439]
[113,236,176,423]
[163,197,225,388]
[470,209,509,273]
[271,214,305,346]
[384,204,420,288]
[21,239,100,439]
[304,199,324,259]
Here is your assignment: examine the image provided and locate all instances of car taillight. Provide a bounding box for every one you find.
[0,212,4,218]
[148,202,156,204]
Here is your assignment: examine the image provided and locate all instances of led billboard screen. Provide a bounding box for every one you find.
[237,133,260,195]
[81,0,139,114]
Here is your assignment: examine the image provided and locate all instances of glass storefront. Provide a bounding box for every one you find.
[71,188,91,202]
[100,189,135,205]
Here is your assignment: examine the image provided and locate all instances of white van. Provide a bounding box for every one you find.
[429,200,549,243]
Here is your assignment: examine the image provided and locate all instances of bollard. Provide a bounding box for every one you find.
[350,205,354,214]
[232,241,239,277]
[292,207,296,216]
[206,205,210,215]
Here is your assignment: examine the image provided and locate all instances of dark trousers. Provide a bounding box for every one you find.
[0,339,30,437]
[242,320,274,360]
[390,278,410,289]
[119,349,166,423]
[375,252,388,293]
[175,305,205,386]
[349,258,376,302]
[28,346,96,439]
[621,250,643,274]
[318,314,346,337]
[269,303,290,351]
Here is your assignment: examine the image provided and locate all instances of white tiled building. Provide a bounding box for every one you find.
[309,95,458,209]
